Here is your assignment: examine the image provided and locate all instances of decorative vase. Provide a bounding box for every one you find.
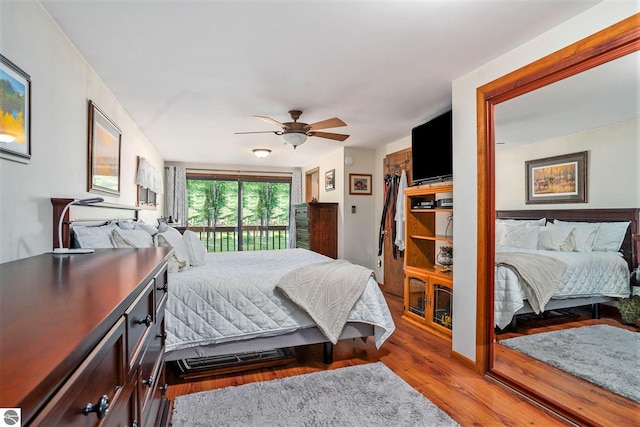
[437,246,453,267]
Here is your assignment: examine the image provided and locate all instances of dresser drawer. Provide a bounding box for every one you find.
[153,263,168,321]
[30,318,126,427]
[138,317,165,425]
[126,281,155,370]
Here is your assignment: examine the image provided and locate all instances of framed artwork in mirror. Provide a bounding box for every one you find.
[349,173,372,195]
[88,100,121,196]
[525,151,587,204]
[0,54,31,163]
[325,169,335,191]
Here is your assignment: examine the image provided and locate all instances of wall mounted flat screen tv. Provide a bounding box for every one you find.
[411,110,452,185]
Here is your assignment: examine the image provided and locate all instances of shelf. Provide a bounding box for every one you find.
[409,234,453,243]
[409,208,453,213]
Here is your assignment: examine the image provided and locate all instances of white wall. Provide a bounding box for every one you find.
[496,119,639,209]
[0,1,164,263]
[451,0,639,361]
[343,147,376,270]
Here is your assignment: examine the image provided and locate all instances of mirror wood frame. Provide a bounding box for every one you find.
[475,14,640,424]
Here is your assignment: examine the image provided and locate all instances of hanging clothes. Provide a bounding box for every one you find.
[394,169,408,252]
[378,174,395,256]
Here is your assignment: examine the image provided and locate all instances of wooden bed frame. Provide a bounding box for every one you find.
[496,208,639,325]
[51,198,377,365]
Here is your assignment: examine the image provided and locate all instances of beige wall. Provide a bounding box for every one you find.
[0,1,165,263]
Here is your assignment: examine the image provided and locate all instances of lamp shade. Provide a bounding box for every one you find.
[252,148,271,158]
[282,132,308,147]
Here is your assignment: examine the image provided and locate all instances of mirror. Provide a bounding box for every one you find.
[477,16,639,426]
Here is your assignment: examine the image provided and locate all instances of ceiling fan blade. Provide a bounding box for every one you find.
[254,115,285,128]
[308,131,350,142]
[234,131,280,135]
[306,117,346,131]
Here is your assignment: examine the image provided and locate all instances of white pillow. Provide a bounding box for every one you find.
[134,222,159,237]
[500,223,540,249]
[156,227,191,271]
[182,230,207,266]
[111,229,154,248]
[72,223,117,248]
[496,218,546,245]
[537,225,575,251]
[552,220,600,252]
[554,220,629,252]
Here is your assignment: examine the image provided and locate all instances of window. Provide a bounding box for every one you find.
[187,174,291,252]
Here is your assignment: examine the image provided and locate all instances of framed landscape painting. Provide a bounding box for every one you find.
[88,101,122,196]
[0,54,31,163]
[525,151,587,204]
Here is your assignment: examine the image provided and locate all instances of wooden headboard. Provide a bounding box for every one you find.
[496,208,639,274]
[51,198,140,249]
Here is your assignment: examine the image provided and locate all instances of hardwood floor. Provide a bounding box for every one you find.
[166,293,574,426]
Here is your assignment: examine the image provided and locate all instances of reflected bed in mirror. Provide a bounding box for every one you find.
[477,14,640,426]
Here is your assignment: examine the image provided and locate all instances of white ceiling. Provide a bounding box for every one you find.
[39,0,604,168]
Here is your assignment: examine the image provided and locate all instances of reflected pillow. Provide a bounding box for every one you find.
[500,223,540,250]
[537,225,575,251]
[553,220,630,252]
[552,220,599,252]
[496,218,545,247]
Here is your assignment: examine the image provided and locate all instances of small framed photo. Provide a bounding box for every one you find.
[525,151,587,204]
[349,173,372,195]
[0,54,31,163]
[325,169,335,191]
[88,100,122,196]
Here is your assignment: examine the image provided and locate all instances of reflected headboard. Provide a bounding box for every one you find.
[496,208,639,274]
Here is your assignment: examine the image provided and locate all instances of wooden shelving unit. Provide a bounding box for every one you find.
[403,184,454,341]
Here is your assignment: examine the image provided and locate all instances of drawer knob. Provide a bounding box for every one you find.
[159,383,168,393]
[157,283,168,292]
[136,315,152,327]
[156,331,167,339]
[142,376,154,388]
[83,395,110,419]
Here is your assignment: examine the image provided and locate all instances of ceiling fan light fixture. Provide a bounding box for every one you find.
[282,132,308,147]
[252,148,271,158]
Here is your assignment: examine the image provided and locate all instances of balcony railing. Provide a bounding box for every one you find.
[185,225,289,252]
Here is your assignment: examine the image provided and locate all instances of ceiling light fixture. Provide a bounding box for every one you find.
[282,132,308,148]
[252,148,271,158]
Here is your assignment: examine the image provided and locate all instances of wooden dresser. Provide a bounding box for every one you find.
[294,202,338,258]
[0,248,173,426]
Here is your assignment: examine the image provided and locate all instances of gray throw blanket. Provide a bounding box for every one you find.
[276,259,373,344]
[495,252,567,314]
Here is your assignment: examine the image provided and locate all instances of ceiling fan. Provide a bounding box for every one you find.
[235,110,349,148]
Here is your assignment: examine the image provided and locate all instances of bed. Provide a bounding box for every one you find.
[494,208,638,330]
[51,198,395,365]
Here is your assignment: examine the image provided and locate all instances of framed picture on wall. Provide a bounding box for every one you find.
[525,151,587,204]
[0,54,31,163]
[88,100,122,196]
[349,173,372,195]
[325,169,335,191]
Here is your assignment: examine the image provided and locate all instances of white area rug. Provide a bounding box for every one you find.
[501,324,640,402]
[172,362,459,426]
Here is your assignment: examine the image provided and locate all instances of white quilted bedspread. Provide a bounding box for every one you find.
[165,249,395,353]
[495,247,630,329]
